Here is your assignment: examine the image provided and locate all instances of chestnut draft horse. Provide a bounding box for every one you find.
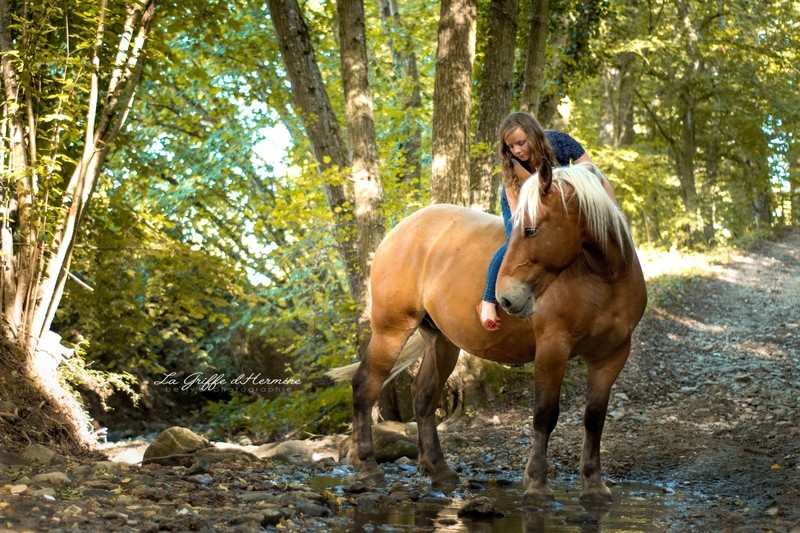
[340,161,647,502]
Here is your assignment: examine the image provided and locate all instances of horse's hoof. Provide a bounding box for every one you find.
[523,485,555,504]
[356,468,386,486]
[580,486,613,504]
[431,468,459,488]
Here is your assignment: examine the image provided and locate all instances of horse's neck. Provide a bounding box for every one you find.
[580,232,630,280]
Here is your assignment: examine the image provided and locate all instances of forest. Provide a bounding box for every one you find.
[0,0,798,449]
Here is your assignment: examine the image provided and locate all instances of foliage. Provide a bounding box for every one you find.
[57,344,140,412]
[568,0,800,246]
[204,384,352,441]
[34,0,800,438]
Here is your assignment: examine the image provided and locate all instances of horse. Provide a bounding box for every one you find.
[336,160,647,502]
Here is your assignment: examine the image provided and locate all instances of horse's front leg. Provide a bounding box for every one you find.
[350,331,414,482]
[524,343,568,501]
[412,331,460,486]
[580,341,630,502]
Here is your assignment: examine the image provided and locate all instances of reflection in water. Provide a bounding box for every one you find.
[309,465,682,532]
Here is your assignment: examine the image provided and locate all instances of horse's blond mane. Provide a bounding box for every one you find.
[513,163,632,257]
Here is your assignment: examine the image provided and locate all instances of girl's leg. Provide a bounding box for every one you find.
[478,243,506,330]
[478,190,513,331]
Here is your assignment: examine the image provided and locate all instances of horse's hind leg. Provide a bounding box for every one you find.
[580,341,630,502]
[350,328,416,481]
[413,330,460,486]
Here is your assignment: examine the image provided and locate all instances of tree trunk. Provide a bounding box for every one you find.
[702,114,721,244]
[0,0,159,449]
[600,51,637,147]
[750,167,772,231]
[675,90,701,246]
[377,0,423,191]
[266,0,363,308]
[338,0,385,351]
[520,0,549,116]
[539,0,604,127]
[471,0,519,212]
[792,162,800,225]
[430,0,477,206]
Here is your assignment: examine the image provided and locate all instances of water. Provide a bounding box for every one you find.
[308,466,686,532]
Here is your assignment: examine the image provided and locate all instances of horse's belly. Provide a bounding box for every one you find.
[455,324,537,364]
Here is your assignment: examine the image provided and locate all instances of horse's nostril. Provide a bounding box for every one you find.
[499,297,512,310]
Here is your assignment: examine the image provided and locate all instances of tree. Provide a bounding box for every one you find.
[520,0,549,115]
[338,0,385,346]
[430,0,477,205]
[1,0,159,446]
[538,0,607,127]
[471,0,520,212]
[377,0,423,189]
[265,0,360,299]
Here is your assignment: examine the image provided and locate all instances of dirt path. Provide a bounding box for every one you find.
[616,228,800,529]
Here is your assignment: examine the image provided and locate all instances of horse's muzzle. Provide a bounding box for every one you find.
[497,279,535,318]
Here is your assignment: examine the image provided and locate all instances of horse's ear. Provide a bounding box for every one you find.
[539,159,553,194]
[511,158,531,182]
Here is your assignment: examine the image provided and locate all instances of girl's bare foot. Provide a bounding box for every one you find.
[476,301,501,331]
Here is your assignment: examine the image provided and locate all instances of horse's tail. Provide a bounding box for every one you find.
[326,331,425,387]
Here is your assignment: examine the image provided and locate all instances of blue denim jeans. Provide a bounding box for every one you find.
[483,188,513,303]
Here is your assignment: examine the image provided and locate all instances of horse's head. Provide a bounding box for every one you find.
[496,160,630,318]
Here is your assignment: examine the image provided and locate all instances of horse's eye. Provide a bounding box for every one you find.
[523,227,538,238]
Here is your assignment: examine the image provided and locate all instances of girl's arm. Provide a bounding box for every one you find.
[574,153,618,205]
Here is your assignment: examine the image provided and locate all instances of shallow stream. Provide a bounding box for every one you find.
[308,465,693,532]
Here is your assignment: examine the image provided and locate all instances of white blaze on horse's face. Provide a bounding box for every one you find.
[496,167,583,318]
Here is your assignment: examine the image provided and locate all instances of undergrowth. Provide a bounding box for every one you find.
[204,383,351,442]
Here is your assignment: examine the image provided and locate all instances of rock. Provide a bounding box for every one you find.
[23,444,65,465]
[81,487,116,499]
[142,427,211,466]
[339,421,418,464]
[88,461,124,476]
[344,481,369,494]
[0,451,30,466]
[234,512,279,527]
[291,498,329,517]
[458,496,501,518]
[193,446,258,464]
[186,458,210,475]
[130,485,169,500]
[188,474,214,486]
[8,484,28,494]
[355,492,386,508]
[387,491,412,504]
[262,508,284,526]
[565,511,600,525]
[419,492,451,505]
[239,491,280,502]
[256,440,313,463]
[31,487,57,500]
[31,471,72,486]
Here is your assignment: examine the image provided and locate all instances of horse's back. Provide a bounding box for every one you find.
[373,204,503,276]
[370,205,537,362]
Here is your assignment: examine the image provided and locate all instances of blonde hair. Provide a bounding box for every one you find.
[514,163,631,257]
